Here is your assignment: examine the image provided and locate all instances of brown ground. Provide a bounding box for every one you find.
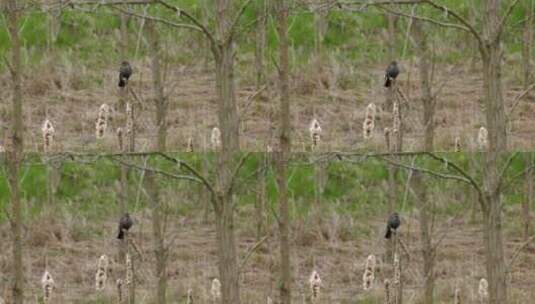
[1,208,534,303]
[1,58,534,153]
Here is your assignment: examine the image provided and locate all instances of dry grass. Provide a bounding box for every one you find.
[1,209,535,303]
[1,58,534,152]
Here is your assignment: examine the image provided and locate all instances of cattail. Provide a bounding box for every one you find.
[187,137,194,152]
[454,287,461,304]
[41,119,55,153]
[186,288,193,304]
[477,127,488,151]
[392,100,400,136]
[309,119,322,150]
[95,254,109,291]
[393,253,400,286]
[267,296,273,304]
[211,278,221,301]
[41,270,54,303]
[363,103,376,140]
[454,136,461,152]
[126,254,133,285]
[478,278,488,303]
[384,279,391,304]
[117,127,124,151]
[126,102,133,138]
[211,127,221,150]
[96,103,111,139]
[362,254,376,291]
[384,127,391,150]
[116,279,124,303]
[309,270,321,301]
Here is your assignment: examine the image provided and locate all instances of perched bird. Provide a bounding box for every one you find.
[118,61,133,88]
[117,213,133,239]
[384,61,400,87]
[385,212,401,239]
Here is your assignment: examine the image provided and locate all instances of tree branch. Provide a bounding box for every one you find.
[238,235,269,273]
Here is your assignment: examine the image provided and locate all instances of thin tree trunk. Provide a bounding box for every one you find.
[522,1,533,89]
[145,18,168,304]
[524,154,533,241]
[276,0,292,303]
[5,0,24,302]
[412,171,434,304]
[255,0,268,89]
[412,20,434,151]
[256,154,268,241]
[214,193,240,304]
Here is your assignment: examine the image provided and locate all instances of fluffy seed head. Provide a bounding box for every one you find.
[309,119,322,149]
[95,255,109,291]
[478,278,488,301]
[41,270,55,302]
[116,127,124,151]
[211,278,221,300]
[393,253,400,286]
[384,279,391,304]
[309,270,321,300]
[477,127,488,151]
[211,127,221,150]
[363,103,376,140]
[41,119,55,152]
[116,279,124,302]
[362,254,376,291]
[186,288,193,304]
[454,287,461,304]
[454,136,461,152]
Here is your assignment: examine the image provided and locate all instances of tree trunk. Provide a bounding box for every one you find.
[522,1,533,88]
[214,194,240,304]
[5,0,24,302]
[255,0,268,89]
[145,18,168,304]
[215,0,240,152]
[276,0,292,303]
[147,20,167,151]
[412,171,434,304]
[412,20,434,151]
[524,153,533,241]
[256,154,268,241]
[482,154,507,304]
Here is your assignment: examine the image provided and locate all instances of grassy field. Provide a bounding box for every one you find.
[0,153,534,303]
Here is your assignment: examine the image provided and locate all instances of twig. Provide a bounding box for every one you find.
[239,236,269,272]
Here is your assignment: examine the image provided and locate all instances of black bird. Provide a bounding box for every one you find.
[384,61,400,88]
[385,212,401,239]
[117,213,133,239]
[118,61,133,88]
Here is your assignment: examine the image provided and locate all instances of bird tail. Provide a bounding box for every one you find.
[118,229,124,239]
[385,227,392,239]
[119,77,126,87]
[384,77,392,87]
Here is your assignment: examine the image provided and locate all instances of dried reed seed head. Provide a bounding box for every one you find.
[365,254,376,271]
[478,278,488,299]
[186,288,193,304]
[98,254,109,270]
[454,136,461,152]
[393,254,400,285]
[392,101,400,134]
[95,118,107,139]
[309,119,322,145]
[211,127,221,150]
[309,270,321,299]
[362,254,377,291]
[211,278,222,300]
[187,137,194,152]
[477,127,488,150]
[125,254,133,286]
[267,296,273,304]
[116,279,124,302]
[384,279,391,304]
[266,144,273,153]
[41,270,55,302]
[454,287,461,304]
[41,119,55,152]
[126,103,133,135]
[95,269,107,291]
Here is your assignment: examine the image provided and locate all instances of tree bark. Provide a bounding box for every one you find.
[145,18,168,304]
[522,1,533,88]
[524,153,533,241]
[412,20,434,151]
[255,0,268,89]
[412,171,434,304]
[5,0,24,302]
[276,0,292,303]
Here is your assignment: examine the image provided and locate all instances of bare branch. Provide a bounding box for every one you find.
[111,5,203,32]
[111,156,204,184]
[507,234,535,272]
[239,236,269,272]
[506,82,535,120]
[498,0,521,38]
[226,0,254,42]
[378,5,471,33]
